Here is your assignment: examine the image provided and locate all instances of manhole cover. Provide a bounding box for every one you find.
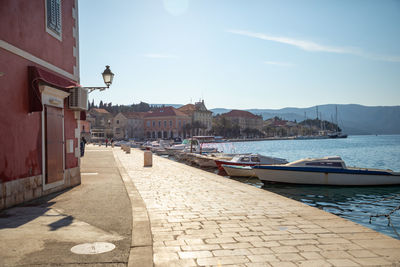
[71,242,115,255]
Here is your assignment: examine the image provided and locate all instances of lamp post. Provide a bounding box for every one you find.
[102,66,114,89]
[107,119,112,138]
[80,65,115,93]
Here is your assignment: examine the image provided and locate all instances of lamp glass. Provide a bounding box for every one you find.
[102,65,114,87]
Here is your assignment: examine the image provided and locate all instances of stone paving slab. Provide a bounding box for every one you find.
[113,148,400,267]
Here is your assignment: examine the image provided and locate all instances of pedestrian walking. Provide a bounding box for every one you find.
[105,138,108,147]
[80,137,86,157]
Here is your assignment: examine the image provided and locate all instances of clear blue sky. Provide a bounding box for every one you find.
[79,0,400,109]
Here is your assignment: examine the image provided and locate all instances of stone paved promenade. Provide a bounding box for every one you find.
[113,148,400,267]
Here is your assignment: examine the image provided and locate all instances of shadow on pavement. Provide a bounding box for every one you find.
[48,215,74,231]
[0,188,72,229]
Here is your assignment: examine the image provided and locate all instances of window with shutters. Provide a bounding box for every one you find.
[45,0,62,40]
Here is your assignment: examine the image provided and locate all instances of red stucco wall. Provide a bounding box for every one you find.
[0,0,76,74]
[0,50,79,182]
[0,0,79,182]
[0,51,42,182]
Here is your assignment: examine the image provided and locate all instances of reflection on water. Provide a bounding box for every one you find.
[230,176,400,240]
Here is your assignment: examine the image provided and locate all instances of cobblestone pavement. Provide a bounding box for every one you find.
[114,148,400,267]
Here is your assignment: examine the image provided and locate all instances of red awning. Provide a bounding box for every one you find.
[28,66,81,113]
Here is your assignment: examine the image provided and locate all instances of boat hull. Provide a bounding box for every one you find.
[195,156,218,167]
[222,165,257,177]
[253,166,400,186]
[215,160,256,171]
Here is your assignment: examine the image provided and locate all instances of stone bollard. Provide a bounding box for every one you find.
[125,146,131,154]
[112,143,115,148]
[121,144,125,150]
[144,151,152,167]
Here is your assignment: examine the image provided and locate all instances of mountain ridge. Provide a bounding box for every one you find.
[209,104,400,135]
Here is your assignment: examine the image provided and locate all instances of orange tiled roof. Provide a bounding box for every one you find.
[178,104,196,115]
[90,108,110,114]
[145,106,188,118]
[122,112,146,119]
[222,109,260,119]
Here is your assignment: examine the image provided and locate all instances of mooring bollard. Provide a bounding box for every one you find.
[144,150,152,167]
[125,146,131,154]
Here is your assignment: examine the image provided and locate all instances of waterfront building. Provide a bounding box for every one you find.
[144,107,191,139]
[221,110,264,134]
[113,112,145,140]
[87,108,114,142]
[0,0,82,209]
[178,100,213,136]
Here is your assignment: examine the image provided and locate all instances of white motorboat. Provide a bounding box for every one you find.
[194,153,239,168]
[215,154,288,171]
[222,164,257,177]
[165,139,218,155]
[253,156,400,186]
[141,140,172,155]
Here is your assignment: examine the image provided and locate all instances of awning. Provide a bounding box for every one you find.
[28,66,82,113]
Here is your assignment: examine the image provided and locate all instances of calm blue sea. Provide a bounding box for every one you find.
[212,135,400,240]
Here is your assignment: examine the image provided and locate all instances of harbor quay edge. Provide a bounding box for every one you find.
[113,146,400,267]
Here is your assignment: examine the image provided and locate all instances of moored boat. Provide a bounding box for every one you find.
[194,153,239,168]
[253,156,400,186]
[222,164,257,177]
[164,138,218,155]
[215,154,288,171]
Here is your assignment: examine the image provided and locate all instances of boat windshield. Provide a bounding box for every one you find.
[240,157,250,162]
[305,161,344,168]
[251,157,260,162]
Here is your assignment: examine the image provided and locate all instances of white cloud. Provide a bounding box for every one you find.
[228,29,400,63]
[143,54,178,59]
[264,61,294,67]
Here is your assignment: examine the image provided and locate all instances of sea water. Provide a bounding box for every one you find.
[212,135,400,239]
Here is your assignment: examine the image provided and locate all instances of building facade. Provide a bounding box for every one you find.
[87,108,114,142]
[113,112,145,140]
[221,110,264,133]
[144,107,191,139]
[178,100,213,136]
[0,0,82,210]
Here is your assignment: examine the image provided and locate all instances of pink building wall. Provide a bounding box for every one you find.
[0,0,76,74]
[0,0,81,209]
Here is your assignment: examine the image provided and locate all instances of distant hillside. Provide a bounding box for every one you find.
[151,104,183,109]
[210,104,400,135]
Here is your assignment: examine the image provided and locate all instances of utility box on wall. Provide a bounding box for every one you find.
[66,139,74,153]
[69,87,88,110]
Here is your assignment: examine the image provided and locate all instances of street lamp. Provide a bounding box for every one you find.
[102,65,114,88]
[81,65,115,93]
